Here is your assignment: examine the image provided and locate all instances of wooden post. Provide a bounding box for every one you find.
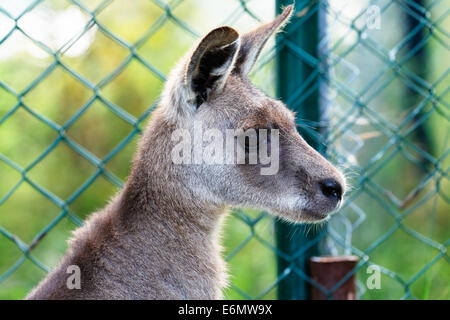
[309,256,359,300]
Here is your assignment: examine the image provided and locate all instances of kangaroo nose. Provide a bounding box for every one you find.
[319,179,342,201]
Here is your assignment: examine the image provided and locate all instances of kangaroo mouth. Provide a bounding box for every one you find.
[301,209,330,222]
[271,207,331,224]
[300,194,343,222]
[295,201,341,223]
[266,196,342,223]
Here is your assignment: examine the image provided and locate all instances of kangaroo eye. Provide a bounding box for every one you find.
[244,129,271,153]
[244,135,257,152]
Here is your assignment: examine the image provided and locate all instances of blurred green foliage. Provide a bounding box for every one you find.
[0,0,448,300]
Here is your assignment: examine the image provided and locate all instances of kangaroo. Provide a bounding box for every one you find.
[26,5,345,300]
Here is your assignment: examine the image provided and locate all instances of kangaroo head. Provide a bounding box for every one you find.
[157,5,346,222]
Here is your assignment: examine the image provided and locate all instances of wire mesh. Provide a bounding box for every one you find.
[0,0,448,299]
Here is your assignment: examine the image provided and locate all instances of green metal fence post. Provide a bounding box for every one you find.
[275,0,327,300]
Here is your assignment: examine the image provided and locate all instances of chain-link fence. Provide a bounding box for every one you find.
[0,0,448,299]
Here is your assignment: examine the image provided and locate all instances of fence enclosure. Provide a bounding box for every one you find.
[0,0,448,299]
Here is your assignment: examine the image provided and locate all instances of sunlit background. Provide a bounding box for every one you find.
[0,0,448,299]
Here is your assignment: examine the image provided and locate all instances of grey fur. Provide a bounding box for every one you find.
[26,5,345,300]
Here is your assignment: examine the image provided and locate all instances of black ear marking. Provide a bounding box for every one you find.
[186,26,240,108]
[200,90,208,102]
[192,42,239,105]
[195,89,208,108]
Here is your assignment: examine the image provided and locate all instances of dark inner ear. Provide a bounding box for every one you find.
[233,39,260,75]
[191,43,238,106]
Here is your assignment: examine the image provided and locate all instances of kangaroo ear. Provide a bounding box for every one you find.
[234,5,293,76]
[186,27,240,107]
